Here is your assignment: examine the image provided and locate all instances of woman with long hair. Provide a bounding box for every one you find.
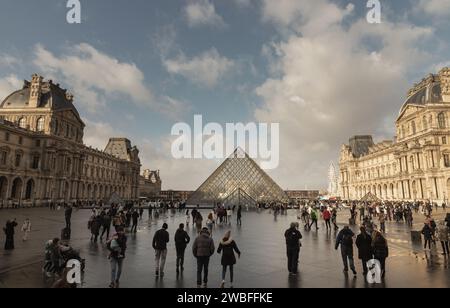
[217,230,241,288]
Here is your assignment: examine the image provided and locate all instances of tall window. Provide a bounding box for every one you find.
[423,116,427,130]
[36,117,45,132]
[31,155,40,169]
[445,154,450,167]
[18,117,26,129]
[411,121,416,135]
[15,154,21,167]
[438,112,446,129]
[0,151,7,165]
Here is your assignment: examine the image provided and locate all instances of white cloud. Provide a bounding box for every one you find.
[163,48,234,87]
[33,43,152,113]
[418,0,450,17]
[184,0,226,28]
[0,75,22,102]
[0,54,20,68]
[83,119,122,151]
[253,0,436,189]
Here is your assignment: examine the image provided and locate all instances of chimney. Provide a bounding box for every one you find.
[29,74,43,108]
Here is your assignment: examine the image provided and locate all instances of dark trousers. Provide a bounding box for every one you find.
[361,258,370,274]
[237,217,242,226]
[176,246,186,269]
[424,238,432,249]
[196,256,210,285]
[441,241,450,254]
[309,219,318,229]
[131,222,138,233]
[341,247,355,271]
[325,219,331,229]
[222,265,234,282]
[376,257,386,276]
[287,247,300,273]
[101,225,110,239]
[65,216,71,228]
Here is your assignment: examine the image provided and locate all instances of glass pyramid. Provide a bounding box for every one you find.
[187,148,289,206]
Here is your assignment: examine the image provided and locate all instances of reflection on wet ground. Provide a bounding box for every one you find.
[0,208,449,288]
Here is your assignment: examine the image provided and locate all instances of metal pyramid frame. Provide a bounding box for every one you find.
[187,148,289,206]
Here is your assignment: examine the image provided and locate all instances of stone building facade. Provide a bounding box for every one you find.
[0,74,141,207]
[139,169,162,199]
[339,67,450,203]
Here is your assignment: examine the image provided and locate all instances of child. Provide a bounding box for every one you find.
[21,218,32,241]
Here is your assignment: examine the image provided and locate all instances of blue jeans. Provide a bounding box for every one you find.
[110,258,124,283]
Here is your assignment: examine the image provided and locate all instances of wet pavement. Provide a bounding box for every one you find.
[0,207,449,288]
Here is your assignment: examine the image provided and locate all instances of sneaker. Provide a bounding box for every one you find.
[220,281,225,288]
[109,282,115,288]
[203,283,207,288]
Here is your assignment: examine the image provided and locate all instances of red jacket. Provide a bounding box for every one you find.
[323,210,331,220]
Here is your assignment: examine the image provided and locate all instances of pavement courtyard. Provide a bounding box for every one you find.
[0,207,449,288]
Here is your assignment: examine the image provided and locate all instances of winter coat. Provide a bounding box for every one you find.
[192,230,215,258]
[421,224,433,240]
[152,229,169,250]
[284,227,302,249]
[174,229,190,249]
[372,235,389,259]
[217,238,241,266]
[335,228,355,250]
[90,217,101,235]
[355,233,372,260]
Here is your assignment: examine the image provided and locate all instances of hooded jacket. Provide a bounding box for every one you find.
[217,237,241,266]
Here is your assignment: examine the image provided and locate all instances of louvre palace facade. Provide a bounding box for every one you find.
[339,67,450,203]
[0,74,141,207]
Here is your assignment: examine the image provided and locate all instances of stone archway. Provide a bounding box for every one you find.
[24,179,35,200]
[11,178,23,200]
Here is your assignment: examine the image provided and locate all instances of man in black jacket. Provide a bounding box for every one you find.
[335,226,357,276]
[175,223,190,274]
[153,223,169,277]
[284,222,302,275]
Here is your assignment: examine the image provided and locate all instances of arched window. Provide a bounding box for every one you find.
[18,117,27,129]
[36,117,45,132]
[438,112,446,129]
[411,121,416,135]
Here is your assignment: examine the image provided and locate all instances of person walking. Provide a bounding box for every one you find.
[3,219,18,250]
[237,205,242,226]
[355,226,372,276]
[90,215,101,243]
[206,213,214,236]
[217,230,241,288]
[335,226,357,276]
[100,211,112,241]
[323,208,331,230]
[421,222,434,250]
[107,227,127,288]
[175,223,190,274]
[226,207,232,225]
[372,231,388,278]
[195,212,203,233]
[309,208,319,230]
[185,209,190,227]
[21,218,32,241]
[379,212,386,234]
[331,208,339,231]
[437,221,449,255]
[153,223,169,277]
[64,205,73,229]
[284,222,302,275]
[131,210,139,233]
[192,227,215,288]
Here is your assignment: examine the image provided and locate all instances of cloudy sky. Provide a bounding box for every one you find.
[1,0,450,190]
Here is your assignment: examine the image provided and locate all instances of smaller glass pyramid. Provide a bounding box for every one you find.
[187,148,289,206]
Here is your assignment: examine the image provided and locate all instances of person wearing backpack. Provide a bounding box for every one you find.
[153,223,169,277]
[335,226,357,276]
[107,227,127,288]
[284,222,302,275]
[175,223,190,274]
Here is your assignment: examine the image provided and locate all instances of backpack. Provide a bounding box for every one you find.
[342,233,353,246]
